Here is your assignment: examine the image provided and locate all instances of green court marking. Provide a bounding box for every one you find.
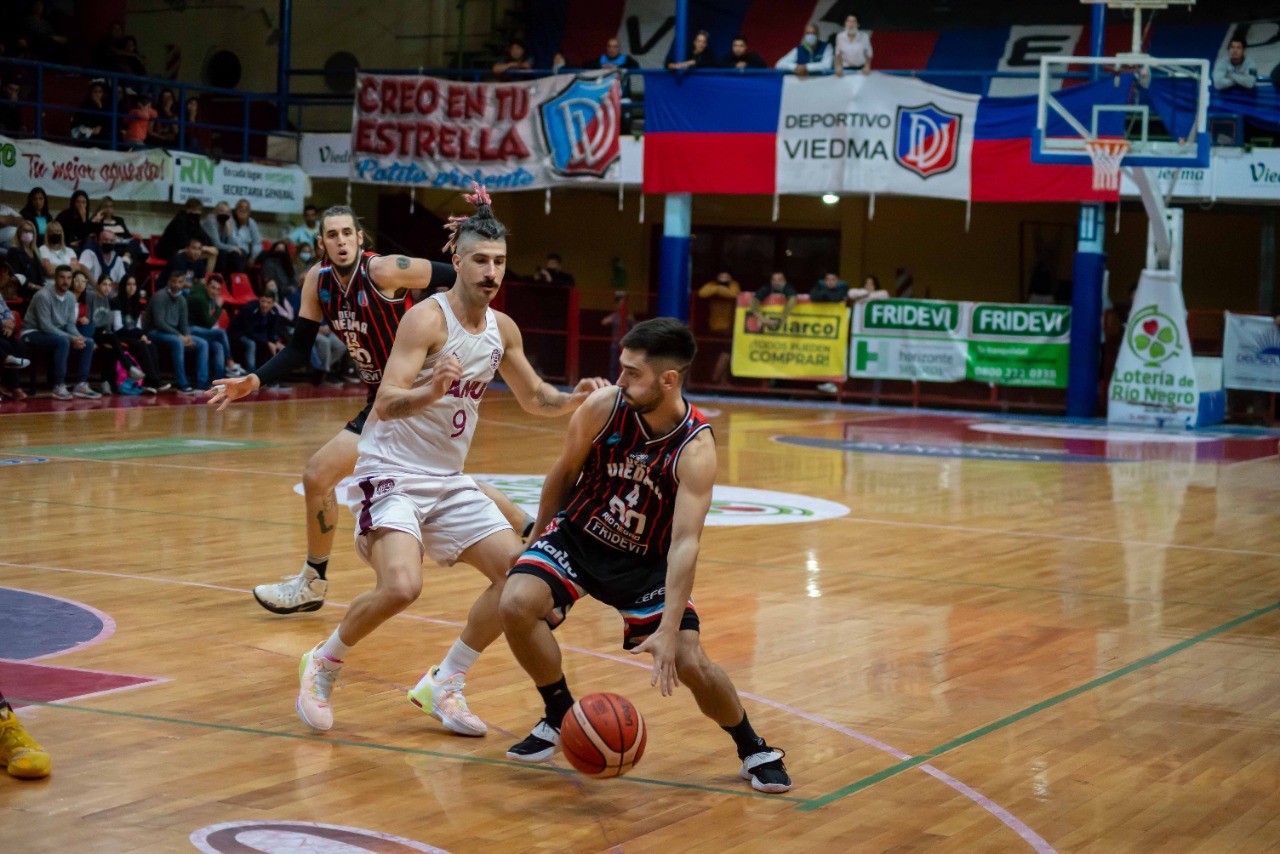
[801,598,1280,811]
[12,699,809,804]
[1,437,278,460]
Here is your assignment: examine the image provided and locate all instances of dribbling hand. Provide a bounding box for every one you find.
[630,630,680,697]
[207,375,260,411]
[430,354,463,401]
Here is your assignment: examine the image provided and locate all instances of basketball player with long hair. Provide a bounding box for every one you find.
[499,319,792,793]
[284,185,605,735]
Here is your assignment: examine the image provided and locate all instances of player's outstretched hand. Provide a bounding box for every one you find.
[571,376,610,403]
[207,375,261,412]
[430,353,463,401]
[630,630,680,697]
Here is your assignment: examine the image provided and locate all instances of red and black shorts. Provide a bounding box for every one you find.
[509,515,699,650]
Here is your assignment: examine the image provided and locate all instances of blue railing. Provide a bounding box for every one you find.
[0,57,300,163]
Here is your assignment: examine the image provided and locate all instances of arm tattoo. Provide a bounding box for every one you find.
[396,256,410,270]
[387,397,413,418]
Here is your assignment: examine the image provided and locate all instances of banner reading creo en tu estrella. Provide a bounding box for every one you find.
[850,299,1071,387]
[730,296,849,379]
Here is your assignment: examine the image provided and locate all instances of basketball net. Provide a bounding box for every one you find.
[1085,138,1131,191]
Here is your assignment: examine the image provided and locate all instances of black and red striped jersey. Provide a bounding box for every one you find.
[564,390,713,559]
[316,251,408,394]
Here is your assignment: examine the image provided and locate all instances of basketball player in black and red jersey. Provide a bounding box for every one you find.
[499,318,792,793]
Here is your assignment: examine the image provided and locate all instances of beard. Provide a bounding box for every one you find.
[622,387,662,414]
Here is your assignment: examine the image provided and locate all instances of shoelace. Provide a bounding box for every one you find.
[311,662,340,701]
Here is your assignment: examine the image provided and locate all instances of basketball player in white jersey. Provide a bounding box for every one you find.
[295,185,607,735]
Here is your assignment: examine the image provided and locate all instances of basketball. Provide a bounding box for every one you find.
[559,693,647,778]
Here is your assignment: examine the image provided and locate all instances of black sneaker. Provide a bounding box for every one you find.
[740,748,791,793]
[176,386,198,395]
[506,719,560,762]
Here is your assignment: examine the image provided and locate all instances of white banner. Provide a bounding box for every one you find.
[1107,269,1203,428]
[776,74,978,200]
[850,299,969,381]
[1120,148,1280,202]
[351,72,621,191]
[170,154,309,214]
[0,135,170,201]
[299,133,353,179]
[1223,312,1280,393]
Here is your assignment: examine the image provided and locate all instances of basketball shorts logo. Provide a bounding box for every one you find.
[375,478,396,497]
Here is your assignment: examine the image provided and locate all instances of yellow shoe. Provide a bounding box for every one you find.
[0,706,51,779]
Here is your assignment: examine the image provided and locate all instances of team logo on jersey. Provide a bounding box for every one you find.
[894,103,961,178]
[539,76,621,178]
[319,289,331,302]
[357,290,368,307]
[628,452,649,464]
[375,478,396,496]
[605,434,622,445]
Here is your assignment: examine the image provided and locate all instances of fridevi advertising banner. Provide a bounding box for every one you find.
[1107,270,1202,427]
[350,72,621,191]
[775,74,978,200]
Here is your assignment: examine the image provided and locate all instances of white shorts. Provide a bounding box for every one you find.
[351,471,511,566]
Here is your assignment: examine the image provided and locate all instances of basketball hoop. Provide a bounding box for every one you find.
[1085,138,1131,191]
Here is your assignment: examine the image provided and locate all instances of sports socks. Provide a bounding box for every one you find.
[722,712,767,759]
[317,628,350,662]
[521,513,536,539]
[436,639,481,679]
[306,554,329,581]
[537,676,575,729]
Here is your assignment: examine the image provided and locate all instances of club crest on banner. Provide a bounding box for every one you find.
[894,103,961,178]
[539,76,621,178]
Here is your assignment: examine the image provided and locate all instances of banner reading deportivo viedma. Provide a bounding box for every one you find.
[170,154,308,214]
[350,72,621,191]
[1223,312,1280,393]
[776,75,978,200]
[1108,270,1202,428]
[730,298,848,379]
[0,135,169,201]
[849,299,1071,387]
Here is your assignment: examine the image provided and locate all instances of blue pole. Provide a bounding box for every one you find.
[277,0,292,131]
[658,193,692,321]
[1067,3,1108,418]
[674,0,688,63]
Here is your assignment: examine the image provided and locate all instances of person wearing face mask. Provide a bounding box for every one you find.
[775,23,833,78]
[294,241,316,278]
[834,14,873,77]
[7,222,44,298]
[37,223,86,285]
[79,230,131,284]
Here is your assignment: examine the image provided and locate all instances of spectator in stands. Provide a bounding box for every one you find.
[19,187,51,244]
[835,15,873,77]
[94,196,144,261]
[667,30,716,72]
[750,271,798,321]
[312,321,347,385]
[19,1,67,62]
[8,221,43,298]
[182,97,207,154]
[186,276,237,380]
[79,230,131,284]
[809,272,848,303]
[260,241,298,298]
[158,198,215,262]
[111,273,168,393]
[1213,38,1257,94]
[147,89,179,147]
[92,22,126,71]
[696,270,742,378]
[145,266,210,394]
[20,264,99,400]
[894,266,915,298]
[586,38,639,72]
[229,290,285,372]
[122,93,156,150]
[294,239,317,280]
[229,200,263,267]
[70,80,109,148]
[85,274,139,394]
[0,203,21,258]
[288,204,320,248]
[0,286,31,401]
[776,24,833,78]
[116,35,147,77]
[847,274,889,305]
[0,79,23,134]
[170,237,211,284]
[721,36,766,71]
[56,190,104,251]
[203,201,242,275]
[533,253,576,288]
[493,41,533,77]
[38,222,84,284]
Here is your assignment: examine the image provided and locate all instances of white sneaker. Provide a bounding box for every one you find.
[51,384,73,400]
[227,363,247,378]
[407,666,487,736]
[506,719,561,762]
[71,382,102,399]
[296,644,341,731]
[97,381,113,396]
[127,365,145,380]
[817,382,839,394]
[254,564,327,614]
[3,355,30,368]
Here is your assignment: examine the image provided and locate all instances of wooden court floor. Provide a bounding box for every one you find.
[2,390,1279,852]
